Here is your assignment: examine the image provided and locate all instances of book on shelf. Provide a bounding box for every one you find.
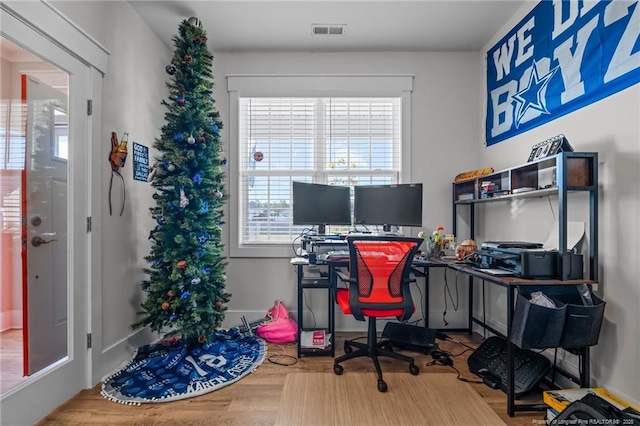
[300,330,331,349]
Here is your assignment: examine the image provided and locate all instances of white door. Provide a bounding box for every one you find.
[24,76,69,375]
[0,6,92,425]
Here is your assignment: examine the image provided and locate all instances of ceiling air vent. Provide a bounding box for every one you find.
[311,24,346,36]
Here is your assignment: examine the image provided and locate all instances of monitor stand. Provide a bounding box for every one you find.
[317,224,326,235]
[383,224,392,233]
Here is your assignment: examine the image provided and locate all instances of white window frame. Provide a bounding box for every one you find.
[227,74,414,258]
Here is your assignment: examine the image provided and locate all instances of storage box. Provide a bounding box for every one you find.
[544,387,640,416]
[510,285,605,349]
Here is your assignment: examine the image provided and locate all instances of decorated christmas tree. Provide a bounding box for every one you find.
[133,17,230,346]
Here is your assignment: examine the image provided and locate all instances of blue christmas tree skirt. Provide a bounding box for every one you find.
[101,328,266,404]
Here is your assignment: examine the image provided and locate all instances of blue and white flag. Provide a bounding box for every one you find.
[486,0,640,145]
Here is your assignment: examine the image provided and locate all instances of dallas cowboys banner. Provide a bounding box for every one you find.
[486,0,640,145]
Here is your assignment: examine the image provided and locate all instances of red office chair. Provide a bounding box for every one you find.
[333,235,423,392]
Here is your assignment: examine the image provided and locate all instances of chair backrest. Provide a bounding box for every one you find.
[345,236,423,321]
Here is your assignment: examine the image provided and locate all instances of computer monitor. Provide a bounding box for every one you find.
[292,181,351,234]
[354,183,423,232]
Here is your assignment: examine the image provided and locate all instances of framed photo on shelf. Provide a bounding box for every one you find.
[527,134,573,162]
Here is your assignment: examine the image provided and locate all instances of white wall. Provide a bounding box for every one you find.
[50,0,169,382]
[212,51,482,331]
[477,2,640,405]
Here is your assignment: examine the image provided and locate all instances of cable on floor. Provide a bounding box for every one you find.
[266,344,298,366]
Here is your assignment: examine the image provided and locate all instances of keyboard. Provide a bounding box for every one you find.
[473,267,513,276]
[467,336,551,396]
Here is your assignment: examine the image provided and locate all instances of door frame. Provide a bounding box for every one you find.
[0,2,107,424]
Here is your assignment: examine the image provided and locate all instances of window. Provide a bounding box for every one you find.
[239,97,401,245]
[227,74,413,257]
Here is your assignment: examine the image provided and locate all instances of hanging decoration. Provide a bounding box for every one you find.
[108,131,129,216]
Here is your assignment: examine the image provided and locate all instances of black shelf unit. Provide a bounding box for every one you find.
[452,151,598,281]
[295,265,335,357]
[451,151,599,417]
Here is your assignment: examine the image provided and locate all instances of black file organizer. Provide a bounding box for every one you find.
[511,285,605,350]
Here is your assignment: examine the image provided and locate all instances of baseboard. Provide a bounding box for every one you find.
[0,310,22,332]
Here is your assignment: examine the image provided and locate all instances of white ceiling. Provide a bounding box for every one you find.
[128,0,527,53]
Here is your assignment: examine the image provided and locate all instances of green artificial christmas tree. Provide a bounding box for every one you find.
[133,18,230,346]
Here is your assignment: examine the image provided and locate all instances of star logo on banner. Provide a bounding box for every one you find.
[512,60,559,128]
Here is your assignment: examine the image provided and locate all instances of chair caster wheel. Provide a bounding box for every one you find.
[333,364,344,375]
[410,364,419,375]
[344,343,352,354]
[377,380,388,392]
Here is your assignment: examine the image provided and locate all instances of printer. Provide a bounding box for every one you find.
[479,241,583,279]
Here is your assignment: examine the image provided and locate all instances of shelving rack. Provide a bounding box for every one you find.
[452,151,598,281]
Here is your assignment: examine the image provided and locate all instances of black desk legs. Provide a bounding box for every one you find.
[506,286,515,417]
[467,276,474,334]
[423,268,430,328]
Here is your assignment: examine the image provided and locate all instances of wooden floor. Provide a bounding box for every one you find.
[0,328,26,394]
[38,332,547,425]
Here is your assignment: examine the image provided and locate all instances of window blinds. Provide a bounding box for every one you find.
[239,97,401,244]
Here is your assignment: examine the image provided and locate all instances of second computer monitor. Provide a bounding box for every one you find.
[354,183,423,231]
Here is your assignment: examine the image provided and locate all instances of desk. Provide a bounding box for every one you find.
[295,257,435,357]
[440,262,597,417]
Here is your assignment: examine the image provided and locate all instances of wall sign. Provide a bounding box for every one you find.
[486,0,640,146]
[133,142,149,182]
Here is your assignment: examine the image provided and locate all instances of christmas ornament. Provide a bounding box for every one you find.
[170,314,177,322]
[187,16,202,28]
[197,233,209,243]
[179,188,189,208]
[199,201,209,213]
[163,159,176,171]
[180,291,190,300]
[198,335,206,343]
[187,135,195,144]
[165,64,176,75]
[191,277,201,285]
[192,173,202,184]
[174,132,184,141]
[167,290,175,297]
[162,302,170,310]
[177,260,187,269]
[212,189,223,199]
[176,95,185,105]
[184,55,193,64]
[215,301,222,308]
[211,123,219,134]
[253,151,264,162]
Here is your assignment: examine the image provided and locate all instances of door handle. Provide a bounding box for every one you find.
[31,236,58,247]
